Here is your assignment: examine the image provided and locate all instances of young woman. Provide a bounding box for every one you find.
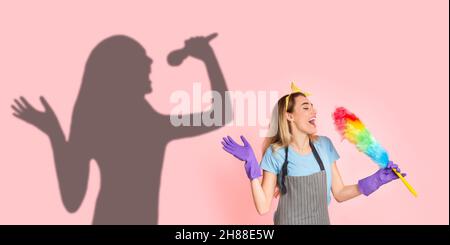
[221,88,406,225]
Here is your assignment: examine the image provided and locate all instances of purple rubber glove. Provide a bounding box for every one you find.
[221,135,262,180]
[358,161,407,196]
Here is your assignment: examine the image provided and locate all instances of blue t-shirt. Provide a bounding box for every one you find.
[260,136,340,204]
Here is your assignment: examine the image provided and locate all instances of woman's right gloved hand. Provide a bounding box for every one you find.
[221,135,262,180]
[358,161,407,196]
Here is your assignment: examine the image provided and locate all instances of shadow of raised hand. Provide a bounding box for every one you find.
[11,96,59,135]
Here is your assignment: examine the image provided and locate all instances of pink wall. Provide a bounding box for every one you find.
[0,0,448,224]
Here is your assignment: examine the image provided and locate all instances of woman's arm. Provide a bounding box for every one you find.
[250,171,278,215]
[12,96,91,212]
[331,162,362,203]
[221,136,277,215]
[49,123,91,213]
[331,160,407,200]
[163,35,232,141]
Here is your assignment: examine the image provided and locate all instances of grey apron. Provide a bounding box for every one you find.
[274,140,330,225]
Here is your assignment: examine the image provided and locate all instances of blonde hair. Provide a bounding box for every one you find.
[262,92,317,155]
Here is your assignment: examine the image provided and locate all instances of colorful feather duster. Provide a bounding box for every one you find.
[333,107,417,197]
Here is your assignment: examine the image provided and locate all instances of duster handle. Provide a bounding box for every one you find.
[392,168,418,197]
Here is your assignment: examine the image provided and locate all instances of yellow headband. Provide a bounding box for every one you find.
[285,82,311,111]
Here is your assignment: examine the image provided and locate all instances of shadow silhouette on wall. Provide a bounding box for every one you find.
[11,33,231,224]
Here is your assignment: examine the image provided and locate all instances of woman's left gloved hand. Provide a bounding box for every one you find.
[221,135,262,180]
[358,161,407,196]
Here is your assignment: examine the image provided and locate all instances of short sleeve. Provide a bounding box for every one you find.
[260,146,285,174]
[322,136,340,165]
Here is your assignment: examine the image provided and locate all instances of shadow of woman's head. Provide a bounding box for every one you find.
[71,35,153,140]
[81,35,153,102]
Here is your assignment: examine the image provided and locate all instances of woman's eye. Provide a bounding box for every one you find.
[303,107,309,110]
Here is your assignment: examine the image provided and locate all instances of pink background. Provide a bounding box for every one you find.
[0,1,448,224]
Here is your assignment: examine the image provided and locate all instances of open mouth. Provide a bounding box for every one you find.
[308,117,316,127]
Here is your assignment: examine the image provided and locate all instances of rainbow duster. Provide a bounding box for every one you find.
[333,107,417,197]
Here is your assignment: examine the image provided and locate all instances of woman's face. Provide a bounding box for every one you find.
[287,95,317,135]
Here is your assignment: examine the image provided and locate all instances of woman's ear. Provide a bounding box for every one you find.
[285,112,294,122]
